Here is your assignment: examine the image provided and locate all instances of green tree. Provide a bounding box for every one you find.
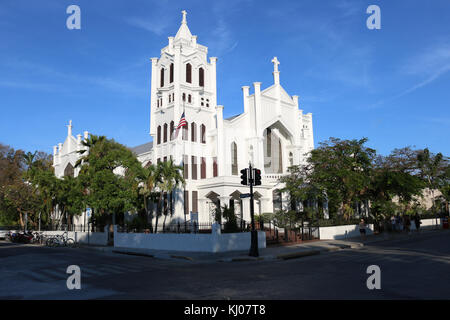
[138,162,160,232]
[369,147,425,221]
[306,137,376,219]
[417,149,449,216]
[154,159,185,233]
[0,144,25,226]
[76,134,143,228]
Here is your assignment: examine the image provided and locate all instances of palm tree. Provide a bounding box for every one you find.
[22,151,37,172]
[74,134,107,168]
[154,159,185,233]
[138,163,160,232]
[417,148,446,224]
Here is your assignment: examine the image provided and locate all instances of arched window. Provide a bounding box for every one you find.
[231,142,238,175]
[191,122,197,142]
[186,63,192,83]
[199,67,204,87]
[163,123,168,143]
[188,94,192,103]
[201,157,206,179]
[213,157,218,177]
[266,128,272,157]
[182,93,186,102]
[157,125,161,144]
[64,163,74,177]
[170,121,174,141]
[273,189,282,212]
[200,124,206,144]
[278,140,283,173]
[160,68,165,87]
[289,152,293,166]
[170,63,174,83]
[182,121,189,141]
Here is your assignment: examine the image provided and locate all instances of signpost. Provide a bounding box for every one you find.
[241,164,262,257]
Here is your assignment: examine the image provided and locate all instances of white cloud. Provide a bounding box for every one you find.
[369,42,450,109]
[125,16,171,36]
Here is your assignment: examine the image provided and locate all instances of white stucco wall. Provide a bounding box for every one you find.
[319,218,444,240]
[41,231,108,246]
[114,231,266,253]
[319,224,374,240]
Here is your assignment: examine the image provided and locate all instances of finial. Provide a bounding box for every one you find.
[181,10,187,24]
[271,57,280,72]
[67,120,73,136]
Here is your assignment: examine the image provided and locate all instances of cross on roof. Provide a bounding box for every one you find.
[271,57,280,72]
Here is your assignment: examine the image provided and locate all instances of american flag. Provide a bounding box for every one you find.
[175,111,187,138]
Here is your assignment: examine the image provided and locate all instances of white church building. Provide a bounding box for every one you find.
[52,11,315,226]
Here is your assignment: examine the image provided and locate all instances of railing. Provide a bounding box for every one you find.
[39,225,105,232]
[118,219,252,234]
[260,220,320,245]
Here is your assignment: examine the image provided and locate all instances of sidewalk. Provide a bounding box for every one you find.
[82,228,447,263]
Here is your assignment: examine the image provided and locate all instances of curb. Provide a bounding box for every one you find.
[170,255,194,261]
[112,249,154,258]
[276,250,321,260]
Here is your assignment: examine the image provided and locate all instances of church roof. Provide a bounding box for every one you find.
[225,113,243,121]
[129,141,153,155]
[174,10,192,41]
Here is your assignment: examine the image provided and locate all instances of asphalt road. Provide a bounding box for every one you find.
[0,231,449,300]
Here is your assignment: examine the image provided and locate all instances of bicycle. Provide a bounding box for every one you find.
[44,232,76,248]
[56,232,76,248]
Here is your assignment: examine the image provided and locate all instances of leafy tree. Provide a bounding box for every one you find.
[76,134,143,228]
[417,148,449,215]
[369,147,425,221]
[306,137,376,219]
[0,144,25,225]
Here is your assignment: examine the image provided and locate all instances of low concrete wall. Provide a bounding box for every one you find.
[114,231,266,253]
[41,231,108,246]
[319,218,443,240]
[319,224,374,240]
[412,218,442,230]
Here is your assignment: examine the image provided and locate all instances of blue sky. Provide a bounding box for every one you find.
[0,0,449,156]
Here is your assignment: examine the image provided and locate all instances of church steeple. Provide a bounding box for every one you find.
[175,10,192,41]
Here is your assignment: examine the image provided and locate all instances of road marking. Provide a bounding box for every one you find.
[38,268,67,280]
[81,267,108,277]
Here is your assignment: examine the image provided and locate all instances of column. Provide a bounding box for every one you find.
[216,105,225,176]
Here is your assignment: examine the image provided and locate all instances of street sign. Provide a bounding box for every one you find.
[240,193,251,199]
[86,208,92,218]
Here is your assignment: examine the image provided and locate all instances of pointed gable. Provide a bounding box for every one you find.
[261,85,296,106]
[174,10,193,41]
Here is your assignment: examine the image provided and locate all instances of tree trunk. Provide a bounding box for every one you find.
[154,194,162,233]
[18,209,24,228]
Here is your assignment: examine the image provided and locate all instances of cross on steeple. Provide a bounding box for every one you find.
[181,10,187,24]
[67,120,72,137]
[271,57,280,72]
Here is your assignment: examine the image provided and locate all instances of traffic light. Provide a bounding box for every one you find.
[240,168,248,185]
[253,168,261,186]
